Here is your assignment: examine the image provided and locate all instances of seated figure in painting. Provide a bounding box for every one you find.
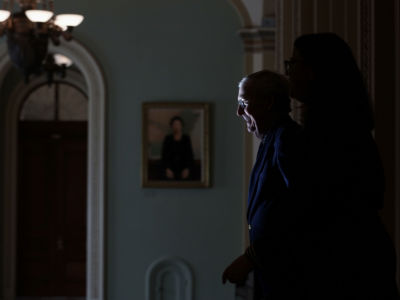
[161,116,194,180]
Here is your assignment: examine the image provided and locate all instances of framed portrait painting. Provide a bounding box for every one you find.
[142,102,210,188]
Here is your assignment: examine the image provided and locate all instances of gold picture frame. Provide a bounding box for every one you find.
[142,102,210,188]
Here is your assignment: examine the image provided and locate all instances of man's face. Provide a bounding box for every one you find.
[236,81,272,139]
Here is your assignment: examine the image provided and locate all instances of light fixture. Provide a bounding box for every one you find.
[0,9,10,22]
[55,14,84,28]
[0,0,84,81]
[53,53,72,67]
[43,53,71,85]
[25,9,53,22]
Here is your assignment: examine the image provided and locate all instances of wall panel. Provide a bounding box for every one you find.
[332,0,345,39]
[278,0,363,67]
[300,0,315,35]
[315,0,330,33]
[346,0,359,64]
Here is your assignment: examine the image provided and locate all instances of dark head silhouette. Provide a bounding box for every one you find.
[240,70,291,114]
[292,33,374,131]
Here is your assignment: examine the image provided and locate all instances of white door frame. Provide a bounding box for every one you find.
[1,40,107,300]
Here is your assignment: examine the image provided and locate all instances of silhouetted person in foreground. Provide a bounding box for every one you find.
[161,116,194,180]
[286,32,399,299]
[222,70,305,299]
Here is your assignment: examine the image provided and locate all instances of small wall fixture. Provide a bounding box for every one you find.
[0,0,84,81]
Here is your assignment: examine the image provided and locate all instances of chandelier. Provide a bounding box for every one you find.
[0,0,84,81]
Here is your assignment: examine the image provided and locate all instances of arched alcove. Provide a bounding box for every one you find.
[227,0,252,26]
[145,257,193,300]
[1,39,106,300]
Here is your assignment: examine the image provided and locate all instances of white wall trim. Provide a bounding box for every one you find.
[1,39,107,300]
[239,0,263,25]
[252,52,263,71]
[227,0,252,27]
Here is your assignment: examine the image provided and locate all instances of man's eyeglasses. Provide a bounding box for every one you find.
[284,58,303,75]
[238,98,247,109]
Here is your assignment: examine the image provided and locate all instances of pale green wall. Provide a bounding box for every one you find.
[0,0,245,299]
[55,0,245,299]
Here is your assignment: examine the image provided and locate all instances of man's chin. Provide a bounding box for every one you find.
[246,125,259,136]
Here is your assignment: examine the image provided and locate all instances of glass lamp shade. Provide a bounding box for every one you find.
[25,10,54,23]
[55,14,84,28]
[54,54,73,67]
[55,23,67,31]
[0,10,10,22]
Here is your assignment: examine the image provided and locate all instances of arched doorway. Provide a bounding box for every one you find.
[17,79,88,297]
[1,40,106,300]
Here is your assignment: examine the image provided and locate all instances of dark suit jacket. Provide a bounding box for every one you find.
[247,116,305,299]
[299,119,399,300]
[247,113,400,300]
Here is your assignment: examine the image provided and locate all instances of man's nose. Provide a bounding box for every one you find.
[237,105,244,117]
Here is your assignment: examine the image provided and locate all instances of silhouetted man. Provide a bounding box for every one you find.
[222,70,305,299]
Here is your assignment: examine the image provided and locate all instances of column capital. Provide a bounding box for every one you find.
[238,25,275,53]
